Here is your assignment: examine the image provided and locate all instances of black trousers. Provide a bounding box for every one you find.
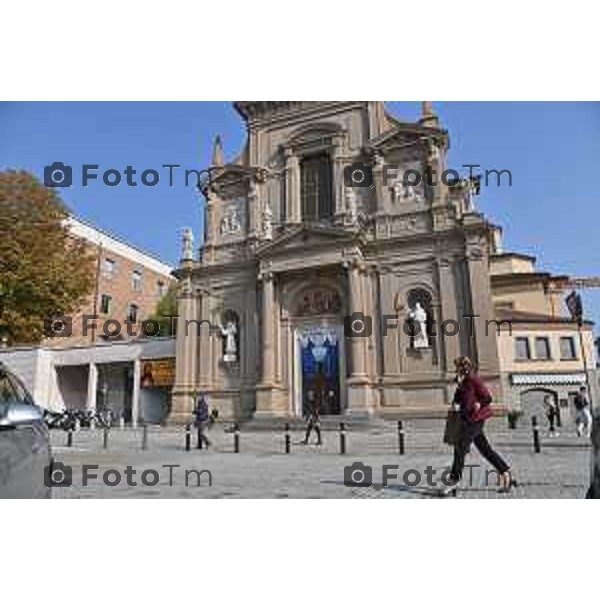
[451,420,509,481]
[304,417,321,444]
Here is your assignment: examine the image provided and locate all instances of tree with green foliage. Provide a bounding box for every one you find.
[145,282,179,337]
[0,170,95,344]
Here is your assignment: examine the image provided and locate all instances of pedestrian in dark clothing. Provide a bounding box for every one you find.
[544,395,559,437]
[448,356,516,492]
[302,390,322,445]
[193,395,211,449]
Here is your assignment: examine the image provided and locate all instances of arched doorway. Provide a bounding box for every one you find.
[290,287,345,417]
[519,388,559,424]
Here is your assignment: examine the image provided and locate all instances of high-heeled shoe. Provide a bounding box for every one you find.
[498,471,518,493]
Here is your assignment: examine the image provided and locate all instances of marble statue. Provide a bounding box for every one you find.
[221,320,238,362]
[408,302,429,348]
[262,201,273,240]
[182,227,194,261]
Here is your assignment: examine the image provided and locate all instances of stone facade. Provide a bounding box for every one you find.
[170,101,503,423]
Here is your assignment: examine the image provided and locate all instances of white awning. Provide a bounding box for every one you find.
[510,373,587,386]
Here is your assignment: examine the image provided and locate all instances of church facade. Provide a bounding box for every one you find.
[170,101,502,423]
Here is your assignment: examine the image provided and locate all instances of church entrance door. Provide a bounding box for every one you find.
[296,326,341,417]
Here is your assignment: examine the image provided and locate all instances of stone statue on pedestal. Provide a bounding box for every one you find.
[181,228,194,261]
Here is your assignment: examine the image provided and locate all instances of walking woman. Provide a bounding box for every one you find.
[448,356,516,492]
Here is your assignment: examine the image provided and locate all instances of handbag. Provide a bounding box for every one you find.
[443,409,464,446]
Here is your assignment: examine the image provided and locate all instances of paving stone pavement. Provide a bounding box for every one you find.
[49,420,592,499]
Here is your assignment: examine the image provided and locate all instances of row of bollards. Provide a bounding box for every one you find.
[61,418,542,456]
[62,421,411,454]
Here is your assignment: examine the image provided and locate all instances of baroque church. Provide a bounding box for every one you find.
[170,101,501,423]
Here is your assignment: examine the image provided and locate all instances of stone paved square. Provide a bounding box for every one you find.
[49,419,592,499]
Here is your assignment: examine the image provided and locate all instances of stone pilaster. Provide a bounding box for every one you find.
[255,272,284,417]
[436,257,461,373]
[285,151,301,224]
[346,262,375,415]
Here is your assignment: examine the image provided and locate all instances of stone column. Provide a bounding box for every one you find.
[170,277,199,423]
[285,151,301,223]
[346,262,373,416]
[131,359,141,427]
[86,362,98,411]
[197,291,212,390]
[255,272,284,417]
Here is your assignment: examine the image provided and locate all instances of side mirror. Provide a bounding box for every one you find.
[0,403,44,428]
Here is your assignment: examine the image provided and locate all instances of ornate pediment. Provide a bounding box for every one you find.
[256,224,362,258]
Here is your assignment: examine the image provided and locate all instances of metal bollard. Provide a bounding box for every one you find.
[233,422,240,453]
[67,428,73,448]
[185,424,191,452]
[398,420,405,455]
[142,424,148,450]
[89,419,95,431]
[103,427,109,449]
[119,416,125,429]
[532,416,541,453]
[339,422,346,455]
[285,423,291,454]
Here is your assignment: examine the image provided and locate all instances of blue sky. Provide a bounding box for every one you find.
[1,101,599,329]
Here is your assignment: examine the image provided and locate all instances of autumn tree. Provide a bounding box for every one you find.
[0,170,95,344]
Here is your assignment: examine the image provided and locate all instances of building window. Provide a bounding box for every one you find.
[127,304,139,324]
[157,281,166,297]
[103,258,116,279]
[132,270,143,292]
[535,337,551,360]
[100,294,112,315]
[515,337,531,360]
[301,153,333,222]
[560,336,577,360]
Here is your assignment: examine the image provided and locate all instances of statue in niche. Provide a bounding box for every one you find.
[407,302,429,348]
[221,320,238,363]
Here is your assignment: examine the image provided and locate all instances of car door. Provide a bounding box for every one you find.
[0,367,51,499]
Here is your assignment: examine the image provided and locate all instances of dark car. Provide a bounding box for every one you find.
[0,362,52,498]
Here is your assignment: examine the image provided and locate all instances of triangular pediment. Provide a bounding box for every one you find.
[256,224,362,258]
